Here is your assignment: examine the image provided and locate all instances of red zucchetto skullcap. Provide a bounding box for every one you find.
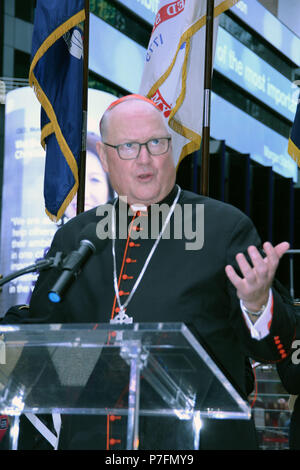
[106,94,160,111]
[99,94,161,135]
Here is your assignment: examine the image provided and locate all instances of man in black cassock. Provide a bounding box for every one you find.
[3,94,296,449]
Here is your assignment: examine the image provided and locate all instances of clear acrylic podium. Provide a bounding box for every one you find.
[0,322,251,450]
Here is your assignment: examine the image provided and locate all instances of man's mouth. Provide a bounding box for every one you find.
[137,173,154,182]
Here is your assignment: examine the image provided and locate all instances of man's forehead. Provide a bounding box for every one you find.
[99,94,162,137]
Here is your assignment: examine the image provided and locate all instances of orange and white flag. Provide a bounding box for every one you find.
[139,0,239,168]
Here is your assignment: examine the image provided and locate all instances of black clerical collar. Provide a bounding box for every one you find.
[154,184,179,207]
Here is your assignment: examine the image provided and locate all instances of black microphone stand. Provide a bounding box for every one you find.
[0,252,64,288]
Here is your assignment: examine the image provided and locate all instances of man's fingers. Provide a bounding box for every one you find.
[263,241,289,260]
[262,241,289,273]
[225,265,242,289]
[247,246,268,280]
[274,241,290,259]
[235,253,257,284]
[226,240,288,286]
[226,241,288,305]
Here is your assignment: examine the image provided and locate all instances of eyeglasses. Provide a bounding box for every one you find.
[103,137,171,160]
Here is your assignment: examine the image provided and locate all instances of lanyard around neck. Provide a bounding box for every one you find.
[110,185,181,324]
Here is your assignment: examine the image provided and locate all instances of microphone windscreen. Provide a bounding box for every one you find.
[77,223,109,253]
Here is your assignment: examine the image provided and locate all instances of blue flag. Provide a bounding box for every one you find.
[29,0,85,221]
[288,100,300,167]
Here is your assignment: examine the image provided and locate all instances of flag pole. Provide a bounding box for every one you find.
[77,0,90,215]
[200,0,214,196]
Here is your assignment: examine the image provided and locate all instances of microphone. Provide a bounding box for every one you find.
[48,223,108,303]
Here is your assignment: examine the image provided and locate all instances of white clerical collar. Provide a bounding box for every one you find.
[130,203,148,213]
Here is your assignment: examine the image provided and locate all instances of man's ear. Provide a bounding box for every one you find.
[96,141,109,173]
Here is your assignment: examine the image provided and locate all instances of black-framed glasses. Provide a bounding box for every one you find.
[103,137,171,160]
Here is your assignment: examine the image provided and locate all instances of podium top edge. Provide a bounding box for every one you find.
[0,322,189,333]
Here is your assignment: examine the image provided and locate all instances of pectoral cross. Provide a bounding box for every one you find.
[110,309,133,325]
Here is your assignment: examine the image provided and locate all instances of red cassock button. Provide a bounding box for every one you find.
[109,438,121,446]
[110,415,121,422]
[119,291,129,296]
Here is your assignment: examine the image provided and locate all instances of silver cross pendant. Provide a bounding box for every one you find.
[110,309,133,325]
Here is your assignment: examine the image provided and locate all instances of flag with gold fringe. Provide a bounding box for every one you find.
[288,100,300,167]
[139,0,239,169]
[29,0,85,221]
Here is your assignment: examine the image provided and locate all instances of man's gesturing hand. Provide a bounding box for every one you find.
[225,241,289,311]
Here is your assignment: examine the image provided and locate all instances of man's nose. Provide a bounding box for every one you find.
[136,143,152,162]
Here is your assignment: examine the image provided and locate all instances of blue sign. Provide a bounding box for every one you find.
[0,87,117,315]
[215,27,297,122]
[89,14,146,93]
[1,87,57,314]
[231,0,300,66]
[211,92,298,182]
[115,0,157,25]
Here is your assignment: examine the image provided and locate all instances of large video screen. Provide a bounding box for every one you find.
[0,87,117,316]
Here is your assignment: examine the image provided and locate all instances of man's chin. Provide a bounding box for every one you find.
[130,186,161,204]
